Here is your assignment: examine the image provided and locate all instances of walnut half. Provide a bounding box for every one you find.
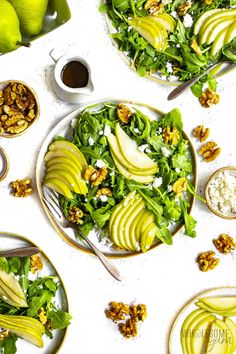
[197,251,220,272]
[213,234,236,254]
[199,141,221,162]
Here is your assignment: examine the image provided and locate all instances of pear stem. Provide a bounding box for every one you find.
[16,41,31,48]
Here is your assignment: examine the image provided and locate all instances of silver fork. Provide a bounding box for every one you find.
[42,188,122,281]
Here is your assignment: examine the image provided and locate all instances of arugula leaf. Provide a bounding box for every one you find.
[172,153,192,173]
[0,257,9,273]
[0,334,17,354]
[48,309,72,330]
[191,81,204,97]
[162,109,183,131]
[180,199,197,238]
[156,227,173,245]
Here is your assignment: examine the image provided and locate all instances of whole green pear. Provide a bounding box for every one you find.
[9,0,49,36]
[0,0,22,53]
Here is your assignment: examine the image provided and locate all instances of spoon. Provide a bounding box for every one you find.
[0,246,40,258]
[167,61,236,100]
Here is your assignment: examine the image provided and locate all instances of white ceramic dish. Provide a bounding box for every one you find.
[0,232,69,354]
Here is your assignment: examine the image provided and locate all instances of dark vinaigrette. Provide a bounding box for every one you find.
[61,61,89,88]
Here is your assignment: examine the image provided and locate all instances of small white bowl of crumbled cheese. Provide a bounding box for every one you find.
[205,166,236,219]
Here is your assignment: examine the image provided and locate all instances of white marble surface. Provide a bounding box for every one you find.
[0,1,236,353]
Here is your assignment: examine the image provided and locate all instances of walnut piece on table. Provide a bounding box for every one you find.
[193,125,210,142]
[213,233,236,254]
[199,141,221,162]
[10,177,33,197]
[199,88,220,108]
[197,251,220,272]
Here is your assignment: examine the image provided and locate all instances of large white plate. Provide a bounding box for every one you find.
[169,286,236,354]
[0,232,69,354]
[36,99,197,258]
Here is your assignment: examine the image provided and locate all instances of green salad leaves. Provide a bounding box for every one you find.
[59,103,198,248]
[0,255,71,354]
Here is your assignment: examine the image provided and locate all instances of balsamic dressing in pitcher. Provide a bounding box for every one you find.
[61,61,89,88]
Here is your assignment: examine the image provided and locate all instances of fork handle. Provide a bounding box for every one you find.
[81,236,122,281]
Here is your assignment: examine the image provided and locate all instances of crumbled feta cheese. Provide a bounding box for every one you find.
[147,184,153,190]
[127,25,132,32]
[110,171,115,176]
[161,147,171,157]
[166,61,173,74]
[158,127,162,133]
[175,168,181,173]
[138,144,149,152]
[70,118,77,128]
[95,159,106,168]
[88,137,94,146]
[170,11,178,18]
[100,195,108,202]
[14,275,20,281]
[162,0,172,4]
[146,149,151,153]
[153,177,163,187]
[183,14,193,28]
[133,128,140,134]
[167,185,173,192]
[104,125,111,136]
[176,43,180,48]
[168,75,179,82]
[98,130,103,135]
[208,171,236,215]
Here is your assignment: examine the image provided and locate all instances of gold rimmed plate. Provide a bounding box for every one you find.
[36,99,197,258]
[205,166,236,220]
[0,232,69,353]
[169,286,236,354]
[0,146,9,181]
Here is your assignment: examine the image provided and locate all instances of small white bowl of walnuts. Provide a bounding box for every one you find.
[0,80,40,137]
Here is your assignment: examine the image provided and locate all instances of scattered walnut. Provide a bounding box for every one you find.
[10,177,33,197]
[190,39,202,56]
[193,125,210,142]
[177,1,191,16]
[199,141,221,162]
[117,104,133,124]
[67,206,84,225]
[162,126,180,145]
[172,177,187,197]
[0,330,9,340]
[38,307,47,325]
[30,254,43,274]
[0,82,37,135]
[199,88,220,108]
[96,187,112,198]
[119,319,138,338]
[105,301,147,339]
[105,302,130,321]
[213,234,236,254]
[202,0,213,4]
[197,251,220,272]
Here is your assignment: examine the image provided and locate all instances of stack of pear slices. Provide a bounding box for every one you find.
[181,296,236,354]
[44,140,88,199]
[0,270,45,347]
[194,8,236,56]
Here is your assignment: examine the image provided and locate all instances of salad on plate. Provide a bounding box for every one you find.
[101,0,236,101]
[42,101,199,255]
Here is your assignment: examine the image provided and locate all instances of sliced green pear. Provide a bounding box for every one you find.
[190,314,215,354]
[115,124,158,171]
[140,223,157,252]
[44,178,74,199]
[224,317,236,351]
[196,301,236,316]
[0,314,44,347]
[0,271,27,307]
[198,9,236,38]
[46,156,82,171]
[181,309,206,354]
[44,149,82,170]
[111,151,155,183]
[149,14,176,32]
[211,27,228,56]
[129,209,146,251]
[48,140,87,167]
[45,170,81,194]
[194,9,222,35]
[135,211,155,242]
[128,17,167,51]
[206,319,233,354]
[117,197,143,250]
[200,296,236,311]
[225,21,236,45]
[204,17,235,45]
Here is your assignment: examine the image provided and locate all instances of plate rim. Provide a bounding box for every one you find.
[168,285,236,354]
[0,231,70,354]
[36,98,197,258]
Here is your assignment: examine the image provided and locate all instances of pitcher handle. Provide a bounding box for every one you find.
[49,49,63,63]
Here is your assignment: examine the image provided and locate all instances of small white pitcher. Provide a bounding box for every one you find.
[49,49,94,104]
